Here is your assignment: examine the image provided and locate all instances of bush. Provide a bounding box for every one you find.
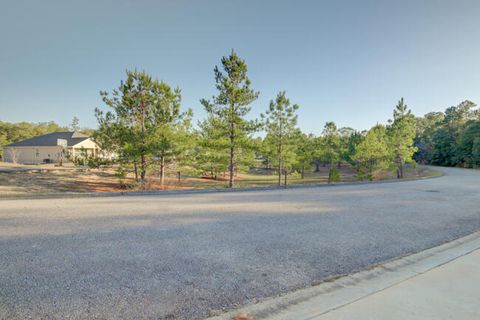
[328,167,341,183]
[85,155,111,169]
[356,166,372,181]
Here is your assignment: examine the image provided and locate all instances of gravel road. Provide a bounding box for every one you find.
[0,167,479,319]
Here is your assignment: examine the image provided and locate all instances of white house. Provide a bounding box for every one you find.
[2,131,100,164]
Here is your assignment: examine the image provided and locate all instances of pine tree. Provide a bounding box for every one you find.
[322,122,341,183]
[388,98,417,178]
[261,91,299,186]
[70,116,80,131]
[200,50,259,188]
[353,125,391,180]
[294,133,316,179]
[94,70,188,185]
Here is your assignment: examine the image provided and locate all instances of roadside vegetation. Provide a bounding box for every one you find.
[1,49,478,194]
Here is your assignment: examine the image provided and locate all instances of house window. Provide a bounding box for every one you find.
[35,149,40,158]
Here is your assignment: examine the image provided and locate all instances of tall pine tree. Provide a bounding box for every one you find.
[261,91,299,186]
[200,50,259,188]
[388,98,417,178]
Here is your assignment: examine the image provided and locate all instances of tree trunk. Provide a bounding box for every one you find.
[284,169,288,188]
[328,160,333,184]
[159,155,165,186]
[301,165,305,179]
[315,162,320,172]
[134,161,138,182]
[277,142,282,186]
[229,123,235,188]
[140,153,146,183]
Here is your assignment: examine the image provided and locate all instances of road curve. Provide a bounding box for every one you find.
[0,167,479,319]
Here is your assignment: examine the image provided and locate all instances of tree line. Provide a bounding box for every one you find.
[93,50,423,187]
[414,100,480,167]
[2,50,478,186]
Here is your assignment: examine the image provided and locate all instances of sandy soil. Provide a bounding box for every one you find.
[0,162,436,198]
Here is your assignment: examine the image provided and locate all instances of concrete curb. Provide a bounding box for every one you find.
[206,230,480,320]
[0,167,444,201]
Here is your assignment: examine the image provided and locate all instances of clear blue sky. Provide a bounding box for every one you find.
[1,0,479,134]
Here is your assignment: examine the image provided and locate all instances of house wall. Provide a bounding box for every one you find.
[72,138,97,149]
[70,138,98,158]
[2,146,65,164]
[2,138,110,164]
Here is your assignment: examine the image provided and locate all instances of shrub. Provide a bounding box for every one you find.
[328,167,341,183]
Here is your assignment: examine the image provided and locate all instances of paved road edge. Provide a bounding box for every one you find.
[207,230,480,320]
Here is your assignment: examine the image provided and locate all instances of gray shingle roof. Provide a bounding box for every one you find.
[4,132,90,147]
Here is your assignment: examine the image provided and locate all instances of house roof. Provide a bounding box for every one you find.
[4,132,90,147]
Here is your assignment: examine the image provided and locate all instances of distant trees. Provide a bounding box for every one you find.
[200,50,259,188]
[70,116,80,131]
[94,70,191,185]
[7,49,478,186]
[0,121,69,157]
[261,91,299,186]
[457,121,480,166]
[414,100,480,168]
[414,112,444,163]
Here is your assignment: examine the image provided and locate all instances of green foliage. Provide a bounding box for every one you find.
[200,50,259,188]
[94,69,189,184]
[328,167,341,182]
[353,125,391,180]
[430,128,456,166]
[320,122,342,182]
[195,115,231,179]
[294,133,316,178]
[387,98,417,178]
[416,100,479,167]
[457,121,480,167]
[339,128,363,165]
[70,116,80,131]
[414,112,445,163]
[472,137,480,167]
[261,91,299,186]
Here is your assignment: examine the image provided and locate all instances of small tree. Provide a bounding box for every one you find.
[353,125,391,180]
[195,115,231,180]
[200,50,259,188]
[70,116,80,131]
[322,122,341,183]
[261,91,299,186]
[294,132,315,179]
[387,98,417,178]
[6,148,21,164]
[94,70,186,186]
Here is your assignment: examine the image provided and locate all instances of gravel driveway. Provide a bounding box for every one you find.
[0,166,479,319]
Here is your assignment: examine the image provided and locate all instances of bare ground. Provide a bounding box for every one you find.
[0,162,437,198]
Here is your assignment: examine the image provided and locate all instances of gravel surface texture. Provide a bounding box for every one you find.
[0,166,479,319]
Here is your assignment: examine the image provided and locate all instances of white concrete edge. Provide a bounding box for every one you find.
[207,231,480,320]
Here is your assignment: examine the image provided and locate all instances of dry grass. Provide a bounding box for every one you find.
[0,163,438,198]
